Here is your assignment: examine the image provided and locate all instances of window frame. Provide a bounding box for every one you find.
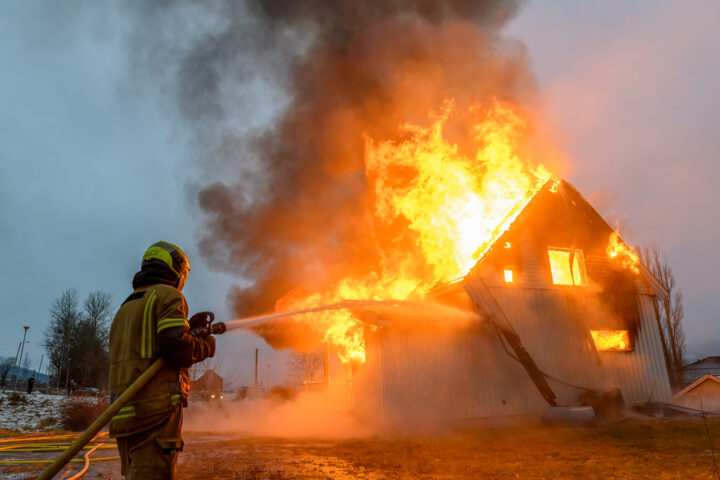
[547,247,588,286]
[589,329,634,352]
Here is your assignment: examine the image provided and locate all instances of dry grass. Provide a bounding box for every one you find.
[176,419,720,480]
[60,396,109,431]
[5,392,28,406]
[0,428,19,437]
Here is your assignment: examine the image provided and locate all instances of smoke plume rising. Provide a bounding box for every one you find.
[129,1,536,327]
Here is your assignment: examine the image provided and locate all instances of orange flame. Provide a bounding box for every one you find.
[590,330,631,352]
[606,231,640,274]
[277,101,552,362]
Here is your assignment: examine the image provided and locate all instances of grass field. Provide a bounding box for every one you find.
[176,419,720,480]
[2,419,720,479]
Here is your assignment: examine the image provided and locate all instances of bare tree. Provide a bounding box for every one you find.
[73,291,113,388]
[44,289,113,389]
[0,356,14,387]
[82,291,113,347]
[639,245,686,389]
[286,352,323,384]
[45,288,81,388]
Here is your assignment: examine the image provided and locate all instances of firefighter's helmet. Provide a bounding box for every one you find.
[142,241,190,286]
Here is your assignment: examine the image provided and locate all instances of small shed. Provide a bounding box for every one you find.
[355,179,673,425]
[191,369,224,394]
[674,374,720,412]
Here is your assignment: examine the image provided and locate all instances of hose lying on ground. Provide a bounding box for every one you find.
[66,443,105,480]
[0,430,118,479]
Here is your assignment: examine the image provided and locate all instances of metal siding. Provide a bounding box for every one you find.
[358,288,672,424]
[639,295,673,401]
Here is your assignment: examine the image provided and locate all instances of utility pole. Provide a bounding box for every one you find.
[36,355,44,378]
[56,346,64,390]
[65,357,72,394]
[266,363,270,390]
[13,326,30,389]
[3,341,21,392]
[254,348,258,388]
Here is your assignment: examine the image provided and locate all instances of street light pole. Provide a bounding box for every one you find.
[36,354,44,378]
[13,326,30,389]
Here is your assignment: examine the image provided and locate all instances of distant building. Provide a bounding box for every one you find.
[191,369,224,394]
[674,374,720,411]
[682,357,720,385]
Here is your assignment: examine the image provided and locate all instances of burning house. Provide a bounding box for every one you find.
[355,179,673,424]
[174,0,677,426]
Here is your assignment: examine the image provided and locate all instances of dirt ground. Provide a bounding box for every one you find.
[3,419,720,479]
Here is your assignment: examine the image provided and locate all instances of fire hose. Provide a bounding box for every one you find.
[37,321,226,480]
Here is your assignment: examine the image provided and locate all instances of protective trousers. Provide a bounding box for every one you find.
[116,406,184,480]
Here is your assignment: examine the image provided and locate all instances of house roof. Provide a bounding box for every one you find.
[674,374,720,398]
[197,369,223,382]
[459,178,669,300]
[685,357,720,368]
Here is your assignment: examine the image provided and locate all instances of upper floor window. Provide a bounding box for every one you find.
[503,268,514,283]
[548,248,587,286]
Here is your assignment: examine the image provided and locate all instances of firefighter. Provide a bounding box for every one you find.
[109,241,216,479]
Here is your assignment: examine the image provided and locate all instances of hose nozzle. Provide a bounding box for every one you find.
[190,321,227,338]
[210,322,227,335]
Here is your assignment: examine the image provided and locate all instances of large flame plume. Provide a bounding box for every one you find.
[277,101,551,362]
[131,1,564,360]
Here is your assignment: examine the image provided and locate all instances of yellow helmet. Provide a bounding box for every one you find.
[142,241,191,283]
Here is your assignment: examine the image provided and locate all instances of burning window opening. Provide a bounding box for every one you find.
[606,231,640,274]
[504,242,512,249]
[548,248,587,286]
[590,330,632,352]
[503,269,513,283]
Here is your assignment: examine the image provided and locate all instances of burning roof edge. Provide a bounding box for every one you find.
[430,178,669,300]
[556,180,669,300]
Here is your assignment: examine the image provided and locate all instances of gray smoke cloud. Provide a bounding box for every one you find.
[126,0,532,320]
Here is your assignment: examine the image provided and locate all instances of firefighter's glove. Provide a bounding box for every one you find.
[189,311,214,329]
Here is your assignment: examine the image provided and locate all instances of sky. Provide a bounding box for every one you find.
[0,0,718,386]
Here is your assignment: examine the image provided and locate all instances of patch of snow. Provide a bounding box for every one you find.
[0,391,64,431]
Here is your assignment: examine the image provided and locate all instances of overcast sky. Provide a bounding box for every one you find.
[1,0,718,385]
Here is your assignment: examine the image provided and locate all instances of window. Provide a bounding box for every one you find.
[548,248,587,285]
[503,269,513,283]
[590,330,632,352]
